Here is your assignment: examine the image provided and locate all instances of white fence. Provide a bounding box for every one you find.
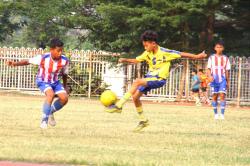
[0,47,249,106]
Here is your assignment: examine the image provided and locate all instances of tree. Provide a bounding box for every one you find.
[0,1,26,41]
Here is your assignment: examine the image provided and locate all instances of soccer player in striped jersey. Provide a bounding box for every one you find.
[207,41,231,120]
[106,30,207,132]
[6,38,69,129]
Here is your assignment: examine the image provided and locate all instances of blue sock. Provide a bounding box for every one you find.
[42,102,51,122]
[50,99,64,114]
[212,101,218,114]
[220,101,226,115]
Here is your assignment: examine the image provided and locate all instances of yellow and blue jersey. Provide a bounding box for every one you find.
[136,46,181,79]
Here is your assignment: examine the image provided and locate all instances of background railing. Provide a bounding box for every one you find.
[0,47,249,106]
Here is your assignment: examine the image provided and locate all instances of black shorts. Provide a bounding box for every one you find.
[201,87,207,92]
[192,88,199,93]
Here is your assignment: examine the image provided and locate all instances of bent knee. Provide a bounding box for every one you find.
[59,94,68,105]
[133,79,146,87]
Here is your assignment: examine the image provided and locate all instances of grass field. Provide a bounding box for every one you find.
[0,94,250,166]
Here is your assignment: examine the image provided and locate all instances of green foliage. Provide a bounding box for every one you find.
[0,0,249,56]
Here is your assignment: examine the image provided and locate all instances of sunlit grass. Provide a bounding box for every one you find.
[0,94,249,165]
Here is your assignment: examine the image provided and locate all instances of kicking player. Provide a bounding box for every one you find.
[106,30,207,132]
[207,41,230,120]
[6,38,69,129]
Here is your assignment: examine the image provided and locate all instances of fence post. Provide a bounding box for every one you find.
[237,58,242,107]
[88,53,93,98]
[185,59,190,101]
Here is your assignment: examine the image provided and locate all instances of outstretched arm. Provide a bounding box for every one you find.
[118,58,140,64]
[62,74,70,94]
[6,60,30,67]
[180,51,207,59]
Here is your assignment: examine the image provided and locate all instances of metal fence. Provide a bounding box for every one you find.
[0,47,249,106]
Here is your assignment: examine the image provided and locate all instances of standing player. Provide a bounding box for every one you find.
[191,69,201,106]
[207,41,230,120]
[6,38,69,129]
[106,30,207,131]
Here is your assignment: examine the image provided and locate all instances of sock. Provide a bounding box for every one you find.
[50,99,64,114]
[42,102,51,122]
[212,101,218,114]
[220,101,226,115]
[116,92,132,108]
[136,106,147,121]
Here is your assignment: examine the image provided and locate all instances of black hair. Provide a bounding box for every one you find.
[199,69,203,72]
[50,38,64,48]
[192,69,197,74]
[140,30,158,42]
[214,41,224,47]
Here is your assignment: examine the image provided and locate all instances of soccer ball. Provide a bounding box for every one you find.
[100,90,117,107]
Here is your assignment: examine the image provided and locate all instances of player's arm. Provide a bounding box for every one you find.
[206,68,214,83]
[6,60,30,67]
[225,70,230,89]
[180,51,207,59]
[62,61,70,94]
[118,58,140,64]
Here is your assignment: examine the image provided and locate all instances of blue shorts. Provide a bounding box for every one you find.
[36,81,66,94]
[210,79,227,94]
[138,76,166,94]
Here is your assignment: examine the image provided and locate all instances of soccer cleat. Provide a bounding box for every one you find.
[133,119,149,132]
[214,114,219,120]
[220,114,225,120]
[105,104,122,113]
[40,120,48,129]
[48,114,56,126]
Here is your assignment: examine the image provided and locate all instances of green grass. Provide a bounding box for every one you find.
[0,94,250,166]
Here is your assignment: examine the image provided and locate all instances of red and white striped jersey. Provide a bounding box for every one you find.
[29,53,69,83]
[207,54,230,83]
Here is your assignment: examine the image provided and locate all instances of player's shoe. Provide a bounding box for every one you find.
[220,114,225,120]
[40,120,48,129]
[214,114,219,120]
[105,104,122,113]
[133,119,149,132]
[48,114,56,127]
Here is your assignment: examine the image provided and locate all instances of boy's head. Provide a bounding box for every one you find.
[141,30,158,52]
[198,69,204,74]
[214,41,224,54]
[50,38,64,60]
[192,69,197,76]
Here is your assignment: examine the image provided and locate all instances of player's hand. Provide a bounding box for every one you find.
[6,61,15,66]
[207,76,214,83]
[118,58,126,63]
[197,51,207,59]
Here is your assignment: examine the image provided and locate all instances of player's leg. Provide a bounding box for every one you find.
[211,84,219,119]
[48,81,68,126]
[219,80,227,120]
[116,78,147,108]
[212,94,219,119]
[106,78,147,113]
[219,93,226,119]
[40,88,55,128]
[37,81,55,129]
[132,90,149,132]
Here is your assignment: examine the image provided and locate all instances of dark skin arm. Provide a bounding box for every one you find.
[180,51,207,59]
[62,74,69,94]
[225,70,230,90]
[6,60,30,66]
